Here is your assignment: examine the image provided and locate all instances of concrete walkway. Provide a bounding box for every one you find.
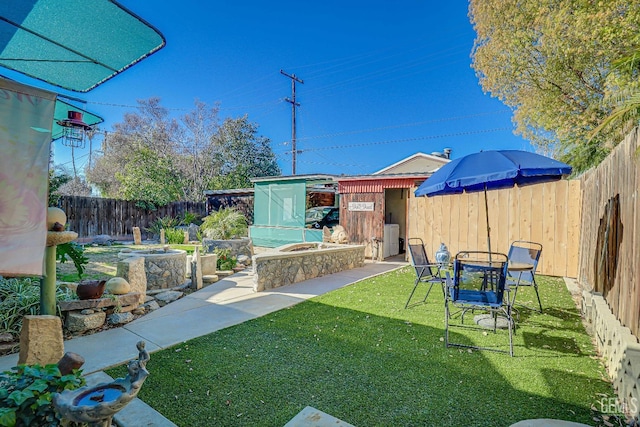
[1,259,407,426]
[0,258,407,377]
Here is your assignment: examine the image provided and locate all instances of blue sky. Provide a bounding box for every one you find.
[39,1,534,176]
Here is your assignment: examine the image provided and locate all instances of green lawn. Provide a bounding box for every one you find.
[107,267,615,426]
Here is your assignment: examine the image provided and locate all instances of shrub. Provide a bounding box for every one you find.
[214,248,237,271]
[145,216,178,238]
[164,227,186,244]
[180,211,201,226]
[0,277,74,338]
[200,208,248,240]
[0,364,85,427]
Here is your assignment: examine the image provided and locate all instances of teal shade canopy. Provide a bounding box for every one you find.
[0,0,165,92]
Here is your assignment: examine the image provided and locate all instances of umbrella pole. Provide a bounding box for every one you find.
[484,184,492,259]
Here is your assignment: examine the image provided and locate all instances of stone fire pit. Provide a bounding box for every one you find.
[118,248,187,291]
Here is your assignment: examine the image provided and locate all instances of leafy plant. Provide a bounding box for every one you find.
[200,208,248,240]
[0,277,74,337]
[164,228,186,245]
[0,364,85,427]
[145,216,179,238]
[180,211,201,226]
[214,248,237,271]
[56,242,89,279]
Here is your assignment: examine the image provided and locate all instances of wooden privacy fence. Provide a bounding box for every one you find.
[57,196,207,239]
[577,128,640,337]
[407,179,582,278]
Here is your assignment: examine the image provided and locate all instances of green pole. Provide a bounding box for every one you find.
[40,245,57,315]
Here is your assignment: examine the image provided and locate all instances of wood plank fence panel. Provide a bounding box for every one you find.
[408,179,581,278]
[57,196,207,240]
[577,127,640,336]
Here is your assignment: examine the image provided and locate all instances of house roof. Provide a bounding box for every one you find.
[250,174,337,185]
[373,152,449,175]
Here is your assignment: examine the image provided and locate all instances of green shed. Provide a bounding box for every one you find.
[249,174,337,247]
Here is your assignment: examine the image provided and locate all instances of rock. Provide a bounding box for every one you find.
[154,290,183,306]
[0,332,13,342]
[144,295,155,303]
[237,254,251,266]
[107,312,134,325]
[188,224,200,241]
[202,274,219,284]
[58,293,142,311]
[106,277,131,295]
[132,307,146,316]
[19,315,65,365]
[132,227,142,245]
[116,256,147,303]
[143,300,160,311]
[80,309,94,315]
[66,311,106,333]
[92,234,114,246]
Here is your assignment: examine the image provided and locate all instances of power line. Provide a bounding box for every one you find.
[296,128,512,153]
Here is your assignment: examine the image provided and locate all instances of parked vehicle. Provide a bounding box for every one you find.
[305,206,339,229]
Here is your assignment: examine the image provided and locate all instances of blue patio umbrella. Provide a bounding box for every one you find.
[414,150,572,254]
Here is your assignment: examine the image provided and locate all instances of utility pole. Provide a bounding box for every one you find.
[281,69,303,175]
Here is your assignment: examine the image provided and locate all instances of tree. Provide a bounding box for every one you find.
[87,97,181,198]
[469,0,640,173]
[207,115,281,190]
[85,99,280,204]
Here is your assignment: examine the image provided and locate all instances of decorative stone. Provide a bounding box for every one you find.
[132,227,142,245]
[106,277,131,295]
[92,234,115,246]
[132,307,146,316]
[58,293,142,312]
[117,256,147,304]
[57,352,85,376]
[107,312,134,325]
[81,309,94,315]
[202,274,219,284]
[19,315,64,365]
[66,311,106,333]
[47,206,67,230]
[0,332,13,342]
[237,254,251,266]
[154,290,183,306]
[143,300,160,311]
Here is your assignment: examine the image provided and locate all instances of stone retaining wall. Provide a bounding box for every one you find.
[252,243,365,292]
[582,290,640,418]
[118,250,187,291]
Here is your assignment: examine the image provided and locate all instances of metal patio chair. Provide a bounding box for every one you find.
[506,241,543,313]
[405,238,445,308]
[444,251,514,356]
